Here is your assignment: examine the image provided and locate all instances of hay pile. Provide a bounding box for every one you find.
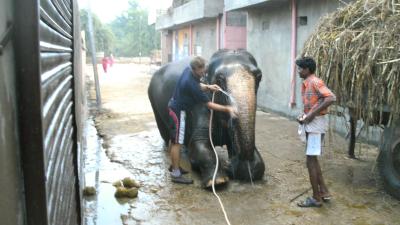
[303,0,400,125]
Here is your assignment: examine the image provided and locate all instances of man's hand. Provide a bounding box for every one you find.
[207,102,238,118]
[226,106,238,118]
[297,114,306,124]
[298,113,315,124]
[208,84,221,92]
[303,113,316,124]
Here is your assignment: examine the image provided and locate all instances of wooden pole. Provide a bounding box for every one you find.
[87,0,102,107]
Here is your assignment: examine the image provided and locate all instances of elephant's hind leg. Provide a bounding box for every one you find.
[151,102,170,145]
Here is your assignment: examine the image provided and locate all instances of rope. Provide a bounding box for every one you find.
[209,92,232,225]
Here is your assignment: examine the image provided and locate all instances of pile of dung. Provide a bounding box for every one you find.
[83,186,96,196]
[303,0,400,125]
[113,177,141,198]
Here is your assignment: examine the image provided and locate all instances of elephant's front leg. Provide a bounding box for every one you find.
[188,141,229,188]
[229,147,265,181]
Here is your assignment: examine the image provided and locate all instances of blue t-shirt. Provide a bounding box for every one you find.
[169,67,209,112]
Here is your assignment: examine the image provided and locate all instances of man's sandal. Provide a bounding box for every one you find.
[171,175,193,184]
[321,195,332,202]
[297,197,322,208]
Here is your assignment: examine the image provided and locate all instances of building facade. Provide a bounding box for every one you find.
[233,0,352,116]
[156,0,352,117]
[156,0,248,64]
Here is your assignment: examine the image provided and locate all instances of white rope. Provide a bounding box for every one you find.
[209,92,232,225]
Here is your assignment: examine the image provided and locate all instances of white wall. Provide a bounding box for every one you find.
[247,0,351,117]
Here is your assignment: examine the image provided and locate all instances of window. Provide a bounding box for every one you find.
[298,16,308,26]
[262,20,270,30]
[226,11,246,27]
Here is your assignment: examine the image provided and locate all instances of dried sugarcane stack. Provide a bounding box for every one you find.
[303,0,400,126]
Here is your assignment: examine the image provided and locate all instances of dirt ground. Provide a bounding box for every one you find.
[83,63,400,225]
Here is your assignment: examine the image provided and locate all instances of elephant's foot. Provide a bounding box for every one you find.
[205,176,229,188]
[200,166,229,189]
[228,148,265,181]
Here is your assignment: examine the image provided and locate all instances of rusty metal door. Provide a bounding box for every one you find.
[224,11,247,50]
[14,0,81,224]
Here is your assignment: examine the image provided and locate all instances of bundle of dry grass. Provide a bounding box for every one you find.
[303,0,400,125]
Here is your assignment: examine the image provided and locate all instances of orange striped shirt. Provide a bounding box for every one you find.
[301,75,335,115]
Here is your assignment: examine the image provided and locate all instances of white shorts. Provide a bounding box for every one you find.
[168,109,186,144]
[178,111,186,144]
[306,133,322,156]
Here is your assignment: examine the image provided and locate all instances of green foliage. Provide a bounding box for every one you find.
[110,0,160,57]
[80,0,160,57]
[80,9,115,55]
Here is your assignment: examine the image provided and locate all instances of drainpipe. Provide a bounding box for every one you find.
[189,24,193,55]
[223,11,227,48]
[289,0,297,108]
[172,30,176,61]
[216,15,220,49]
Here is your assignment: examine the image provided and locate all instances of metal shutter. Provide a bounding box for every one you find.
[15,0,80,224]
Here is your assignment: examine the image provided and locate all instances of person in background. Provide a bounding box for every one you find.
[101,55,109,73]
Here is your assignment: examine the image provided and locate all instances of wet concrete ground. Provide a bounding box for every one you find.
[83,63,400,225]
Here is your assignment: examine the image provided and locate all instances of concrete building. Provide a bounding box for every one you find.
[156,0,352,117]
[226,0,352,117]
[156,0,248,64]
[156,0,224,63]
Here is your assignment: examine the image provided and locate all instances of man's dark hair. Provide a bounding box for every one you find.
[295,56,316,74]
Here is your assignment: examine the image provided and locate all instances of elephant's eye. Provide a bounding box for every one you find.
[216,74,225,84]
[256,72,262,83]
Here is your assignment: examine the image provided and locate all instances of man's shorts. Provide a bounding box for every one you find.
[305,133,325,156]
[168,108,186,144]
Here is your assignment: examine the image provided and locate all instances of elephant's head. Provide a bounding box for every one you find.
[206,49,265,181]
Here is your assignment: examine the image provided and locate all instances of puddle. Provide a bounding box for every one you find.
[83,118,136,225]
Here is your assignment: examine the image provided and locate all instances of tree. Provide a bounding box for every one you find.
[80,9,115,55]
[110,0,160,57]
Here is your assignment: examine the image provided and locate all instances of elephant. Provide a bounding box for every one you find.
[148,49,265,187]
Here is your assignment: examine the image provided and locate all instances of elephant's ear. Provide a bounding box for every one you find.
[247,64,262,92]
[211,112,229,146]
[205,68,213,84]
[206,56,223,84]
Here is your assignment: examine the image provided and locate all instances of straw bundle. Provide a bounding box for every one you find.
[303,0,400,125]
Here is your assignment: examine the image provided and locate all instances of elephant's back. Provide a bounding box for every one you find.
[148,58,191,121]
[148,58,190,94]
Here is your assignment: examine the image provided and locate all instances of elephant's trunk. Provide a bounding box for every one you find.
[227,68,256,161]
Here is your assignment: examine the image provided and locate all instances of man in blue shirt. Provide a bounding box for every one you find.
[168,56,237,184]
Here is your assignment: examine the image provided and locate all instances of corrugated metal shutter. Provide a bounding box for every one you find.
[40,0,78,224]
[15,0,81,224]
